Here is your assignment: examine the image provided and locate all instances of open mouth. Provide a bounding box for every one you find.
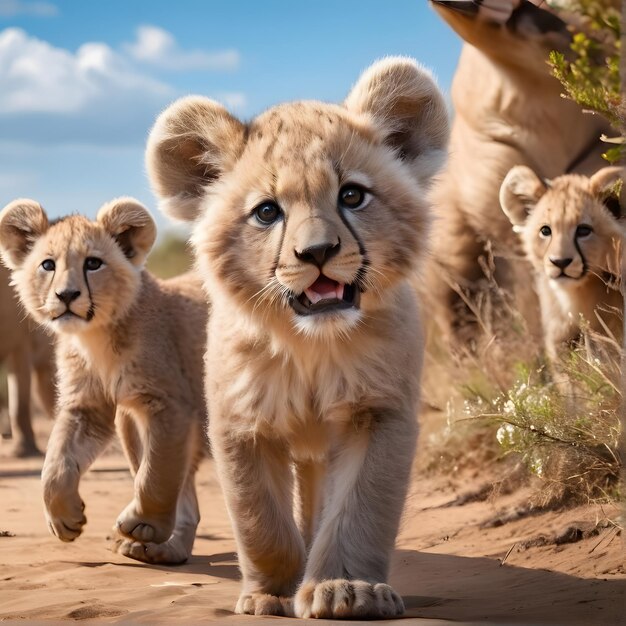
[290,275,360,316]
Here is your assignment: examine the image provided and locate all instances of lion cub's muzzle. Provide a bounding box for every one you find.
[289,239,362,316]
[50,288,93,323]
[546,256,585,282]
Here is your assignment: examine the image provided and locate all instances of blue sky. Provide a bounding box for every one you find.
[0,0,462,232]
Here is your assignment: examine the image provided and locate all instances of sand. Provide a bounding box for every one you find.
[0,419,624,625]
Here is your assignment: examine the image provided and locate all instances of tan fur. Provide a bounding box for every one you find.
[500,166,624,358]
[427,0,613,340]
[0,198,208,564]
[0,263,56,457]
[146,57,448,618]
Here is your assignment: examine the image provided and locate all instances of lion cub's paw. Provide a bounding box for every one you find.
[115,499,175,544]
[235,593,292,616]
[294,579,404,619]
[44,489,86,542]
[110,532,189,565]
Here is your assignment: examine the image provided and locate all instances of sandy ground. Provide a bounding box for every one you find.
[0,417,624,625]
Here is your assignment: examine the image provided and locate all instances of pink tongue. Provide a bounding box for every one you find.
[305,276,344,304]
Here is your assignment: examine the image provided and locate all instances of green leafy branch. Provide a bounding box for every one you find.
[548,0,623,163]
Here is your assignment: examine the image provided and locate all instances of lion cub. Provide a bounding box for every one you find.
[0,198,207,564]
[146,57,448,618]
[500,166,624,359]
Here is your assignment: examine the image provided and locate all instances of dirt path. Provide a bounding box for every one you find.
[0,428,623,625]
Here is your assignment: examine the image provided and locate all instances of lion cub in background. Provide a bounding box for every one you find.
[146,57,448,618]
[500,166,624,360]
[0,198,207,565]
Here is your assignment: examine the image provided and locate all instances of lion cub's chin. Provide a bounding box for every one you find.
[49,312,90,333]
[292,306,362,338]
[548,274,585,287]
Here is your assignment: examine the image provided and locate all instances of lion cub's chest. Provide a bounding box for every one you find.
[70,332,134,402]
[546,276,622,340]
[215,339,376,451]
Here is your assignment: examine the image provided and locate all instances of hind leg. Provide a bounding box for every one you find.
[6,348,40,457]
[33,355,57,421]
[113,472,200,564]
[115,408,142,475]
[115,404,196,550]
[112,411,200,565]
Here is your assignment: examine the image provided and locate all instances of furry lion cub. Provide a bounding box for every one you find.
[146,57,448,618]
[500,166,624,359]
[0,198,207,565]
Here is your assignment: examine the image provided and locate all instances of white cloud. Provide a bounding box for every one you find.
[0,0,58,17]
[218,92,247,112]
[0,27,246,146]
[0,28,170,114]
[125,25,239,71]
[0,27,177,144]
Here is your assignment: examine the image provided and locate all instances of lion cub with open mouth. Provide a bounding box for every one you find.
[147,57,448,618]
[0,198,207,565]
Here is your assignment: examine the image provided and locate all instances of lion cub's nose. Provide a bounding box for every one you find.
[549,257,573,270]
[295,241,340,268]
[56,289,81,305]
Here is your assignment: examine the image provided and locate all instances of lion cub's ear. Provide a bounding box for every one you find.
[146,96,247,222]
[344,56,449,184]
[97,197,157,267]
[500,166,547,228]
[0,199,49,269]
[589,166,625,220]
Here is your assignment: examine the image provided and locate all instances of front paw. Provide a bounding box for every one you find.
[235,593,291,616]
[294,579,404,619]
[115,499,175,544]
[44,487,86,542]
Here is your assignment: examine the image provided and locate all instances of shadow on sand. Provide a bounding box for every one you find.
[77,550,242,582]
[393,550,624,625]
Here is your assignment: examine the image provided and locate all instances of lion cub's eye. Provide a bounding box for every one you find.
[41,259,55,272]
[84,257,103,271]
[539,225,552,238]
[339,184,368,210]
[254,202,282,225]
[576,224,593,238]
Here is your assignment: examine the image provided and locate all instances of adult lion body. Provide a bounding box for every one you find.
[500,166,624,359]
[146,58,448,618]
[0,198,208,564]
[428,0,613,340]
[0,263,55,457]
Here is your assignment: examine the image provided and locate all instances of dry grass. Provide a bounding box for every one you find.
[420,257,622,508]
[463,345,620,506]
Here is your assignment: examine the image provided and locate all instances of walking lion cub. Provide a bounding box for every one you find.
[500,166,624,359]
[146,57,448,618]
[0,198,207,564]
